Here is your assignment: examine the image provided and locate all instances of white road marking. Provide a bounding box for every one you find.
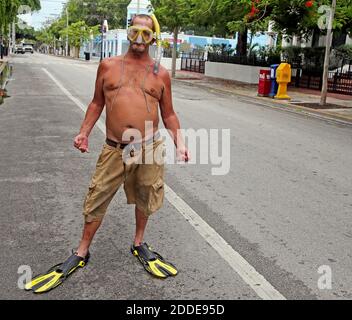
[42,68,105,133]
[165,185,286,300]
[41,67,286,300]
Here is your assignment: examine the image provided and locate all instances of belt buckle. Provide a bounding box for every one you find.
[129,146,135,157]
[123,143,139,159]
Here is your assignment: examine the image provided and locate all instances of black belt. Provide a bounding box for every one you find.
[105,132,161,149]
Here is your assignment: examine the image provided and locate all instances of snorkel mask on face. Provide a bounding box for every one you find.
[127,26,155,44]
[127,14,162,74]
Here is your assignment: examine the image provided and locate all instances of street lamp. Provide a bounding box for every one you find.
[100,19,108,62]
[89,30,93,58]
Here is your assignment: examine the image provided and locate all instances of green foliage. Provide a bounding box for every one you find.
[206,43,235,55]
[281,45,326,70]
[334,44,352,60]
[191,0,352,42]
[257,45,281,64]
[34,0,129,46]
[151,0,194,76]
[268,0,317,37]
[59,21,100,47]
[281,45,303,61]
[16,24,36,40]
[64,0,129,30]
[150,0,192,31]
[333,1,352,35]
[0,0,41,34]
[188,0,245,37]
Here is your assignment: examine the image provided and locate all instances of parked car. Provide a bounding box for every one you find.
[23,44,34,54]
[14,45,25,54]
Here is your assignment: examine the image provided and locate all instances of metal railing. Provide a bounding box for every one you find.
[292,68,352,95]
[180,52,206,73]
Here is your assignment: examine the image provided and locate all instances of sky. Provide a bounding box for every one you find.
[21,0,143,30]
[20,0,67,30]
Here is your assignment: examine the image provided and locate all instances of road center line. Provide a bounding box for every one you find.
[42,67,286,300]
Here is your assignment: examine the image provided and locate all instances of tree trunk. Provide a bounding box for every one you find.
[236,27,248,57]
[76,46,80,58]
[172,26,179,78]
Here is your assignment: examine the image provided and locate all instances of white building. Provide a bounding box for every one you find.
[126,0,151,28]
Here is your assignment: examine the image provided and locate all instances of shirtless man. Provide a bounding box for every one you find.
[24,14,189,294]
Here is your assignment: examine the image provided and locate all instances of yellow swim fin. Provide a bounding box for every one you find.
[24,251,90,294]
[131,243,178,278]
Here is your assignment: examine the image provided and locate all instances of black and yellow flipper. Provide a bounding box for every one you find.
[24,251,90,294]
[131,243,178,278]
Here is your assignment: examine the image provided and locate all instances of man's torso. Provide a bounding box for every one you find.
[102,56,165,143]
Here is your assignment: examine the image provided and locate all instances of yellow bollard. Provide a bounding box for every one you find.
[274,63,291,100]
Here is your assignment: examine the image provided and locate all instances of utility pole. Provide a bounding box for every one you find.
[100,17,103,62]
[65,6,69,56]
[100,19,108,62]
[100,17,104,62]
[320,0,336,106]
[137,0,140,14]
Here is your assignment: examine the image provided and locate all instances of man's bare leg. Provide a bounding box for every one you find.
[76,220,102,258]
[134,206,149,246]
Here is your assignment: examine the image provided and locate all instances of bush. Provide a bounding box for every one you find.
[257,45,281,65]
[206,44,234,55]
[281,46,303,65]
[281,46,325,71]
[334,44,352,60]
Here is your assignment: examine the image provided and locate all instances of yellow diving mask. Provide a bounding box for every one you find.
[127,26,155,44]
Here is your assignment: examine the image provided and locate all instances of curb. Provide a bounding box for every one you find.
[173,79,352,126]
[40,53,100,64]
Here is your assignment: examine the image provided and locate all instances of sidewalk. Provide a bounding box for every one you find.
[0,55,9,71]
[32,53,352,124]
[173,70,352,124]
[0,57,11,103]
[0,55,10,63]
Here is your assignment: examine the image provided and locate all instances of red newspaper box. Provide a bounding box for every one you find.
[258,69,271,97]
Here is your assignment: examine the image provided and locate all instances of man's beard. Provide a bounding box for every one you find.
[131,42,147,54]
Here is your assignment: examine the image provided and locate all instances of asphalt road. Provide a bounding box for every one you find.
[1,53,351,300]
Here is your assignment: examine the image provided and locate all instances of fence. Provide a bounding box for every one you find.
[180,53,206,73]
[207,52,272,67]
[328,71,352,95]
[292,67,352,96]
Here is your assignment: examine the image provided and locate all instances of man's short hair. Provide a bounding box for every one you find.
[131,14,155,32]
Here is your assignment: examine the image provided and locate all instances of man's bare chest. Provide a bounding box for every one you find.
[103,64,164,101]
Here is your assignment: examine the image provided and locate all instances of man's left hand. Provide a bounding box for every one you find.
[176,145,190,162]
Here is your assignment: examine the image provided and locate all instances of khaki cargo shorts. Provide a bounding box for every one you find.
[83,138,165,222]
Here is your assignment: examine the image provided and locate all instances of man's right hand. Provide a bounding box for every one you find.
[74,133,89,153]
